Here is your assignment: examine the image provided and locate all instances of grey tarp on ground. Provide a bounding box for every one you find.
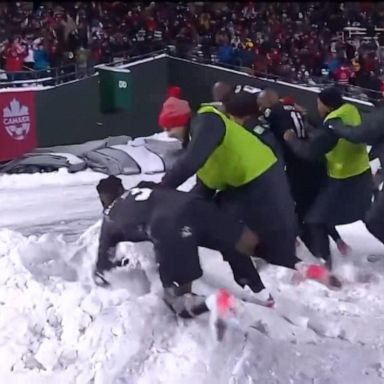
[0,153,87,174]
[35,135,132,157]
[0,135,132,175]
[81,147,141,175]
[84,139,182,175]
[0,135,183,176]
[143,139,183,171]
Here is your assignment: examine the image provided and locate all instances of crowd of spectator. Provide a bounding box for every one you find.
[0,2,384,97]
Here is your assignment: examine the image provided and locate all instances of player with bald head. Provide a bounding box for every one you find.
[257,89,280,111]
[212,81,234,103]
[199,82,234,111]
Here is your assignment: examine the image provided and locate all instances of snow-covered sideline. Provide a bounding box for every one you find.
[0,167,107,190]
[1,167,384,383]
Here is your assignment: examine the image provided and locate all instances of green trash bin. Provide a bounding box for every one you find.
[99,66,132,113]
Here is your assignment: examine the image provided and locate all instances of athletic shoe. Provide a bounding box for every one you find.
[205,289,238,341]
[239,286,275,308]
[294,262,342,290]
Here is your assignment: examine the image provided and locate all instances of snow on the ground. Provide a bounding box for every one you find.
[1,168,384,384]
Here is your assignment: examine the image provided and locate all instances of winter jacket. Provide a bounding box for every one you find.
[161,107,277,190]
[162,108,296,231]
[327,107,384,166]
[3,46,26,72]
[33,49,49,70]
[285,106,372,225]
[326,57,340,74]
[217,44,234,65]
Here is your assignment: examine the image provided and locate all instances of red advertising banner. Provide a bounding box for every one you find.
[0,91,37,162]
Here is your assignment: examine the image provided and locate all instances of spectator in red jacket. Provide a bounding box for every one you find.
[3,38,27,72]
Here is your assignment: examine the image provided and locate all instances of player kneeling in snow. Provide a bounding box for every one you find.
[94,175,266,318]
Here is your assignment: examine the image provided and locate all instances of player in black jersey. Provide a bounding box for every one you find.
[94,176,271,317]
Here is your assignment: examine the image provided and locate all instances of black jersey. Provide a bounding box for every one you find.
[96,187,201,271]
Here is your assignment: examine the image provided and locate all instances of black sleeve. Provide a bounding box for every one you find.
[305,112,322,129]
[328,117,380,144]
[96,219,124,273]
[269,108,294,141]
[285,126,339,161]
[189,177,216,199]
[161,113,225,188]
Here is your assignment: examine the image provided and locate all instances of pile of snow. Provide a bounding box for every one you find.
[0,168,104,190]
[1,220,384,383]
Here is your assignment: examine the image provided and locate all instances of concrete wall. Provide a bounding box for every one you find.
[35,56,169,147]
[168,56,374,124]
[30,54,374,147]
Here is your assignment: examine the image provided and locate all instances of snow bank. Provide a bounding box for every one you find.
[0,168,104,190]
[1,221,384,383]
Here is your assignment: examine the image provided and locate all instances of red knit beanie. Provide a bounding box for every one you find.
[166,86,182,99]
[281,96,295,105]
[158,96,192,130]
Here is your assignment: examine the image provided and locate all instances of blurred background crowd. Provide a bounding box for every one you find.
[1,1,384,98]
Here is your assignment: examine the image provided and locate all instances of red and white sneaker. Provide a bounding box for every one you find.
[336,239,352,256]
[205,289,238,341]
[293,262,342,290]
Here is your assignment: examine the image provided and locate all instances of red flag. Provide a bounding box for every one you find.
[0,91,37,162]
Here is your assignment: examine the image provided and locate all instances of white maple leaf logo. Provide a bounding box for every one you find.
[3,98,31,141]
[3,98,29,117]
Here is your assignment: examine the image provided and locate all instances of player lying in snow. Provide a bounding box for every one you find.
[94,176,341,319]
